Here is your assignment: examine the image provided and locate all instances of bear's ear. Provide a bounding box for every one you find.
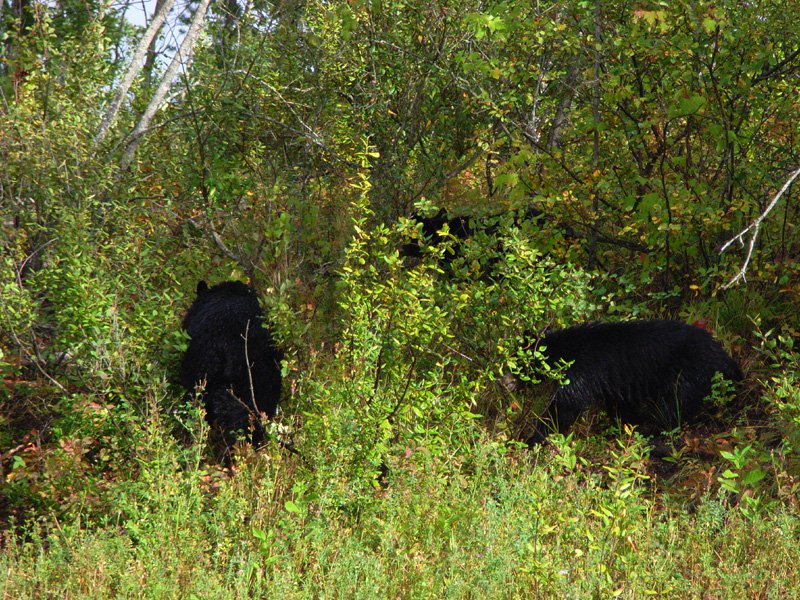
[196,281,209,293]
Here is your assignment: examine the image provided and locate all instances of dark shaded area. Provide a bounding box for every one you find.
[399,208,480,260]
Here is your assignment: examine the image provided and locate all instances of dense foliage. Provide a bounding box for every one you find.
[1,0,799,595]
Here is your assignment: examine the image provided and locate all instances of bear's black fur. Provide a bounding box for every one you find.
[524,320,742,445]
[180,280,282,445]
[399,207,547,273]
[399,208,480,261]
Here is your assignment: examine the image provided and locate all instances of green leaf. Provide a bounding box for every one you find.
[741,469,766,486]
[675,95,706,116]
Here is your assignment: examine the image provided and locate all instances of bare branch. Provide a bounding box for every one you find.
[120,0,213,169]
[206,216,247,265]
[720,166,800,289]
[243,319,259,415]
[751,48,800,84]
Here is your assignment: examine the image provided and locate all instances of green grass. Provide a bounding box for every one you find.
[2,430,799,599]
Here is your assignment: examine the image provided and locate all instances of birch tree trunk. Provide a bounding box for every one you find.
[120,0,213,169]
[94,0,177,145]
[142,0,169,87]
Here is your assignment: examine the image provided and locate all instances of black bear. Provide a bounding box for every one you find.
[399,207,547,275]
[399,208,479,262]
[180,280,282,446]
[523,320,742,445]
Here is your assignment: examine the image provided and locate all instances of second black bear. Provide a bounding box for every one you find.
[399,208,478,260]
[523,320,742,445]
[180,280,282,445]
[399,207,547,278]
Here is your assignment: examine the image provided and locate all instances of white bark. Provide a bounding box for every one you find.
[120,0,214,169]
[720,166,800,289]
[95,0,177,145]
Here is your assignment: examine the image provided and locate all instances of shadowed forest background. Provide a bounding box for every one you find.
[1,0,800,596]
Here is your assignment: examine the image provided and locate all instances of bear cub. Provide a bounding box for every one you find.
[180,280,282,445]
[524,320,742,445]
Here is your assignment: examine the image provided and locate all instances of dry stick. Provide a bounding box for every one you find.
[207,217,247,270]
[220,320,264,456]
[243,319,260,417]
[218,322,260,427]
[242,320,304,460]
[120,0,213,169]
[720,166,800,289]
[95,0,177,145]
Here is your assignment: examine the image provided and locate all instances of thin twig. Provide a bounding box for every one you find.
[720,166,800,289]
[443,343,474,363]
[243,319,259,415]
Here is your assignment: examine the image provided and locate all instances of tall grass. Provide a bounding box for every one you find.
[3,428,799,599]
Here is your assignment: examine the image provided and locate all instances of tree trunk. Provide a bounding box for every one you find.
[94,0,177,145]
[120,0,213,169]
[142,0,168,87]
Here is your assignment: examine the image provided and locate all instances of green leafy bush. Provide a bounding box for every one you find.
[292,175,594,509]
